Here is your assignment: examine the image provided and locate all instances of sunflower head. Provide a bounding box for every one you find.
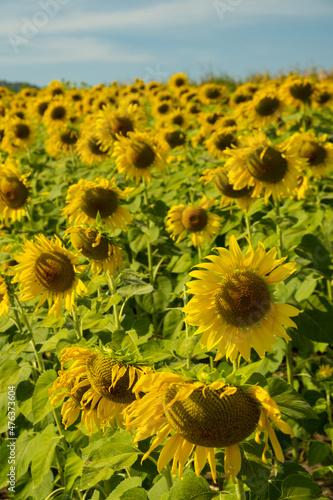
[299,140,327,166]
[81,187,118,219]
[34,250,75,293]
[128,141,156,169]
[254,96,281,117]
[70,227,110,260]
[164,130,186,149]
[247,146,288,183]
[215,271,271,328]
[214,169,253,199]
[86,353,138,404]
[165,385,260,448]
[0,175,29,209]
[181,206,208,232]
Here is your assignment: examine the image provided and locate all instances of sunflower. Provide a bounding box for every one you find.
[0,159,30,225]
[12,234,87,317]
[166,196,221,248]
[200,166,254,212]
[95,104,144,150]
[157,128,187,153]
[113,131,167,183]
[280,76,314,107]
[2,117,35,153]
[205,127,238,159]
[312,80,333,108]
[124,371,294,483]
[244,87,285,126]
[62,177,133,231]
[183,235,299,362]
[76,129,110,166]
[66,226,123,276]
[0,275,10,319]
[49,346,152,433]
[45,125,80,158]
[199,83,226,105]
[43,99,71,129]
[168,73,189,90]
[295,131,333,178]
[225,131,305,203]
[317,364,333,381]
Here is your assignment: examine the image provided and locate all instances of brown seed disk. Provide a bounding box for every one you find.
[165,386,260,448]
[34,251,75,292]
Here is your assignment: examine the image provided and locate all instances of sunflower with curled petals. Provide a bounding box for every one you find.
[12,234,87,317]
[0,275,10,319]
[124,371,294,484]
[183,235,299,362]
[205,126,238,160]
[66,226,122,276]
[200,166,255,212]
[62,177,133,232]
[225,131,306,203]
[112,131,167,184]
[166,196,221,248]
[0,159,30,226]
[295,131,333,178]
[49,346,152,433]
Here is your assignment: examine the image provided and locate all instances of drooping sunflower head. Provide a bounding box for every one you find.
[67,226,123,276]
[125,371,294,483]
[166,196,221,248]
[200,166,254,212]
[0,160,30,225]
[12,234,87,317]
[205,127,237,159]
[50,346,153,433]
[62,178,133,231]
[45,125,80,158]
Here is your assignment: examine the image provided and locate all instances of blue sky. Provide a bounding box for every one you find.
[1,0,333,87]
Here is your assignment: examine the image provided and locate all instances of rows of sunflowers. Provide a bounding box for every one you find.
[0,72,333,500]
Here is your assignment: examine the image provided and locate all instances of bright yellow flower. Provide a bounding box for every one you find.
[124,372,294,483]
[183,235,299,362]
[0,159,30,225]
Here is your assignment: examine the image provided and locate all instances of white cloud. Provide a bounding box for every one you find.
[1,36,154,65]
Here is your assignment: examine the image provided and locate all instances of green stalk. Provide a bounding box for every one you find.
[108,275,120,331]
[244,211,252,241]
[143,182,154,285]
[274,201,283,259]
[162,465,173,490]
[326,388,332,425]
[15,297,45,372]
[71,306,82,339]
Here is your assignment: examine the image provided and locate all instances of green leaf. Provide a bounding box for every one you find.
[171,253,192,273]
[307,441,331,467]
[118,283,154,296]
[324,423,333,442]
[64,448,84,492]
[279,474,322,499]
[105,477,142,500]
[294,274,318,303]
[16,430,36,477]
[31,424,59,487]
[294,296,333,343]
[39,329,69,352]
[240,440,270,499]
[267,378,318,421]
[80,466,114,489]
[294,234,332,277]
[163,309,184,339]
[32,369,57,424]
[148,477,169,500]
[131,318,154,337]
[168,469,213,500]
[139,276,172,313]
[266,463,315,500]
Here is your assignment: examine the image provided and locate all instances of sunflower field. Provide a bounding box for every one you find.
[0,72,333,500]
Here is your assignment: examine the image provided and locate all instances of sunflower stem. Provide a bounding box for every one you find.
[143,181,155,285]
[53,408,69,452]
[14,296,45,373]
[274,201,283,259]
[326,388,332,425]
[286,342,294,387]
[162,465,173,490]
[25,203,36,232]
[197,245,202,262]
[71,306,82,339]
[108,275,121,332]
[183,285,191,370]
[244,211,252,241]
[235,478,246,500]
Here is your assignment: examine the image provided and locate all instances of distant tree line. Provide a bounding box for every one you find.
[0,80,40,93]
